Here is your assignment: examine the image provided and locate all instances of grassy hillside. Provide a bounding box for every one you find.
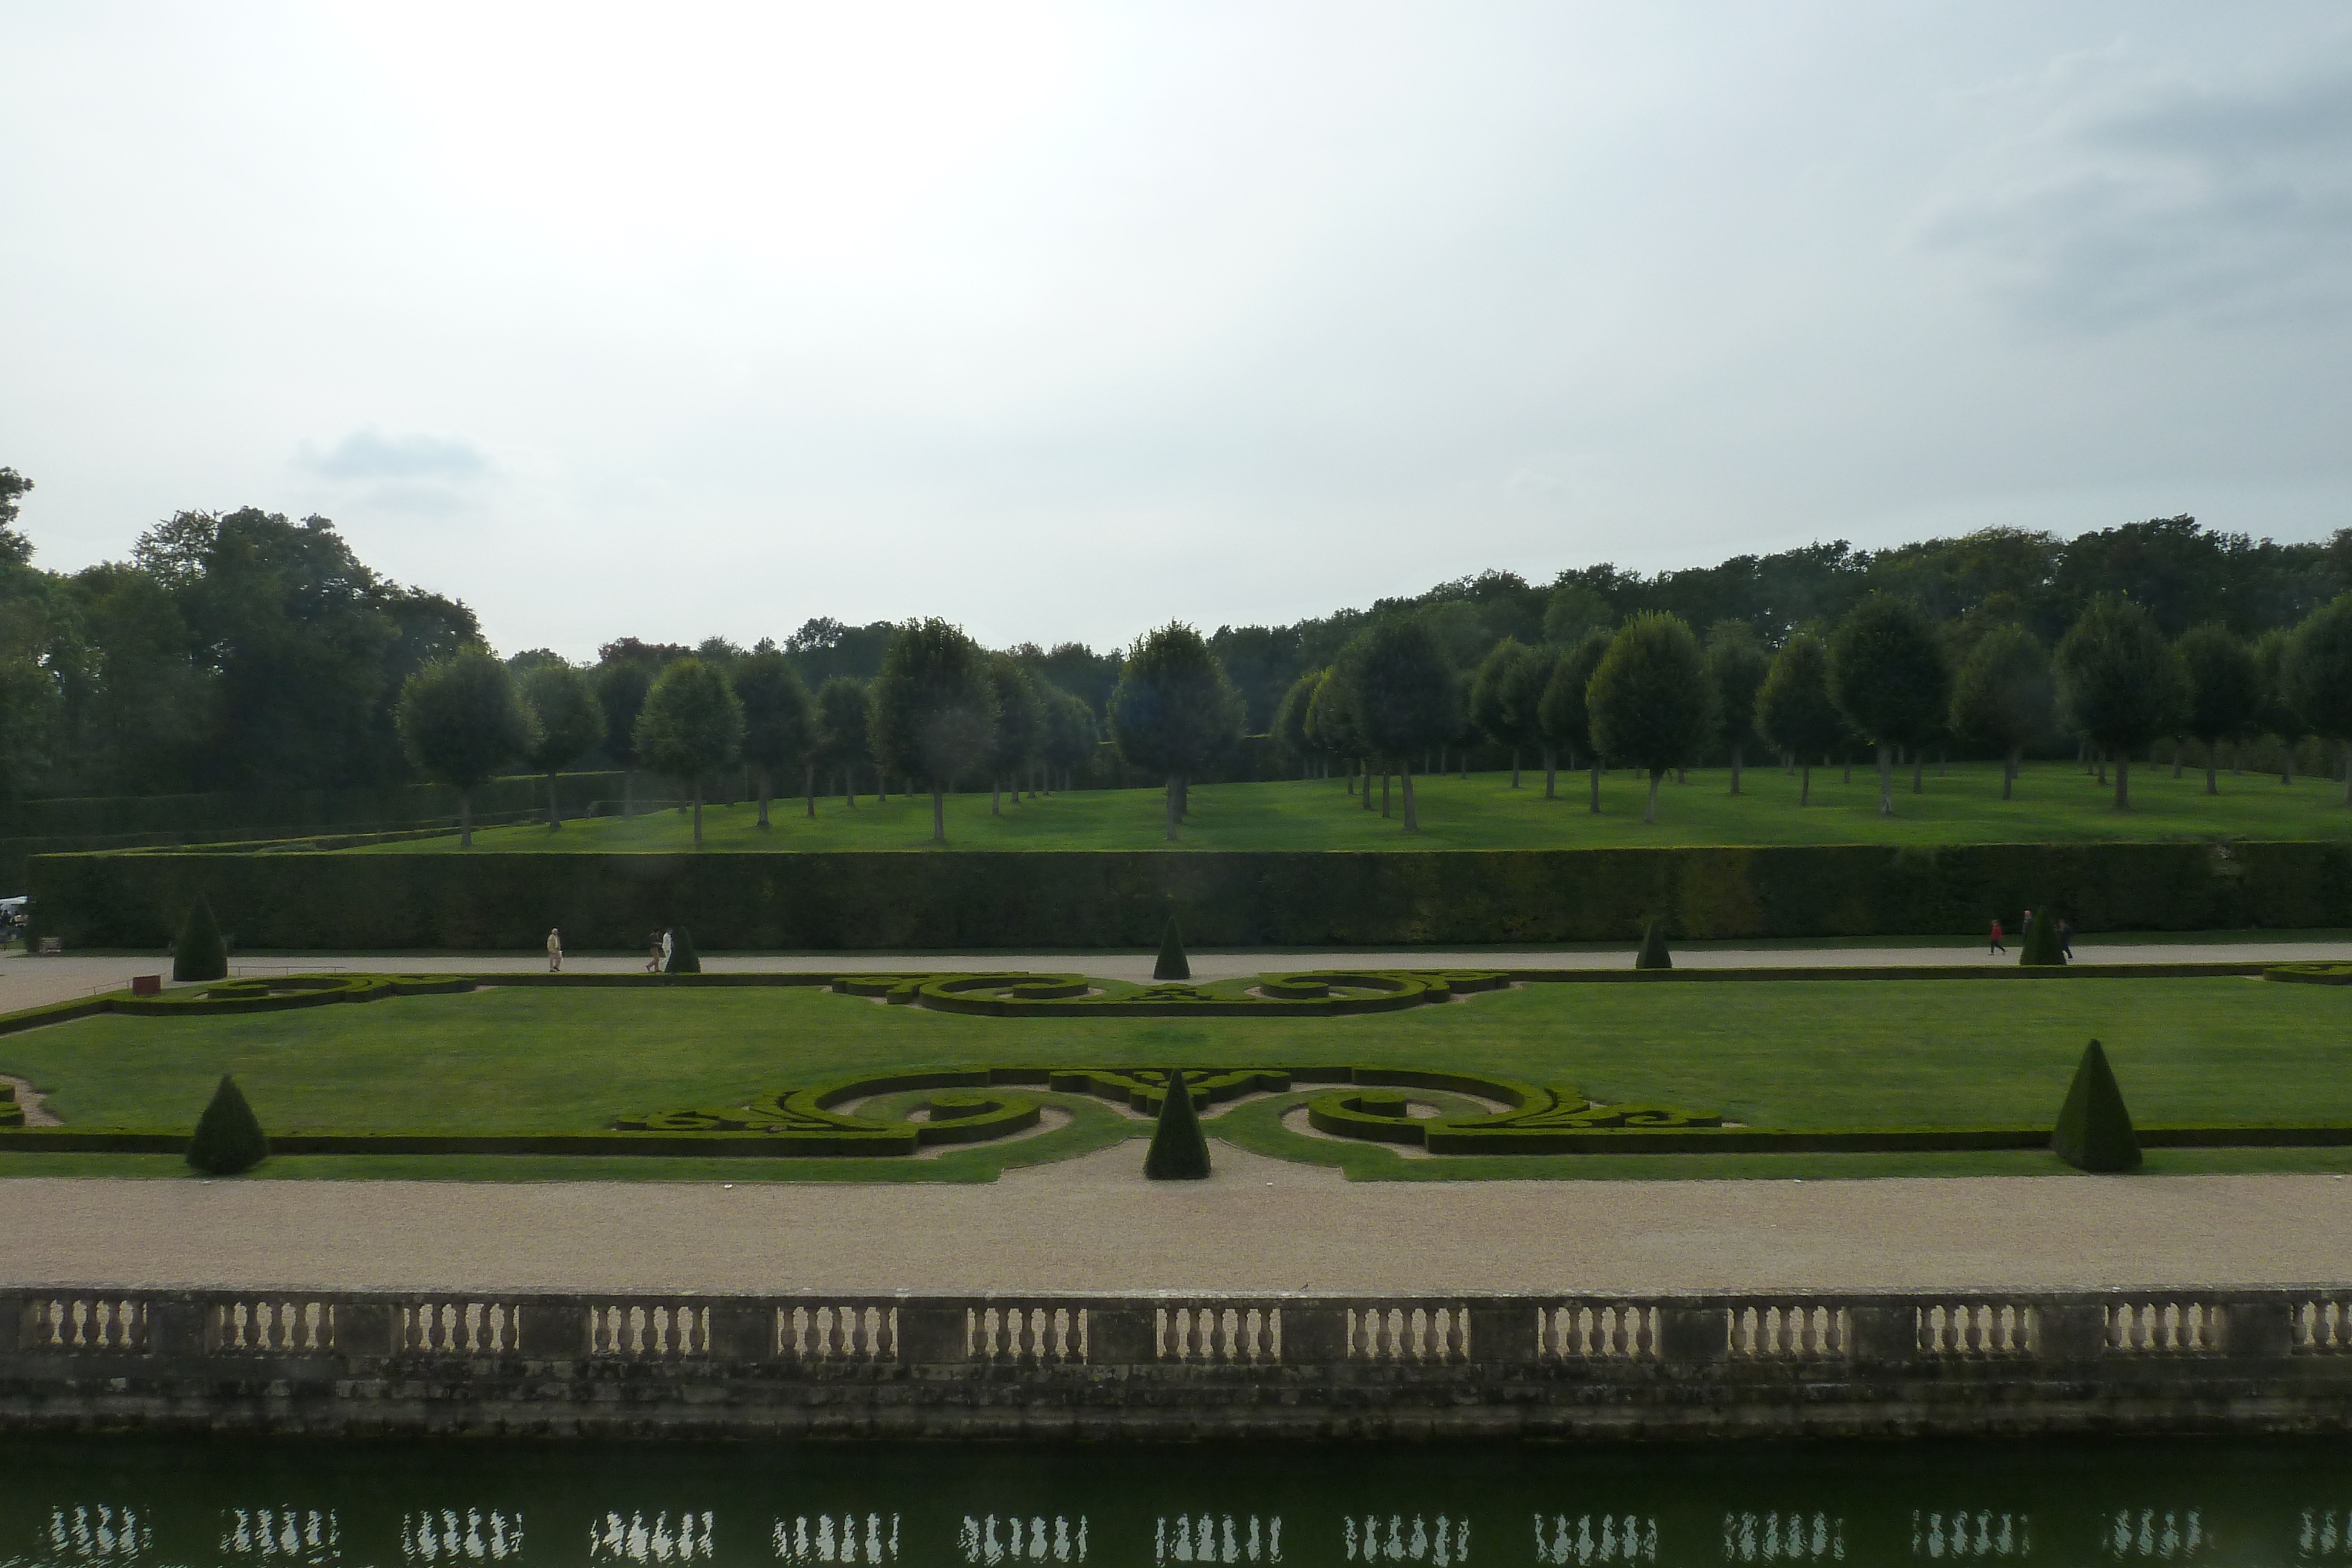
[349,761,2352,854]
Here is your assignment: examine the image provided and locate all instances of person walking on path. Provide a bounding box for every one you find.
[1989,918,2005,955]
[2022,908,2034,941]
[644,930,663,974]
[2058,918,2074,961]
[546,928,563,972]
[660,928,674,972]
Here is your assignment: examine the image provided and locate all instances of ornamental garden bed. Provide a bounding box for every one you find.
[4,966,2351,1182]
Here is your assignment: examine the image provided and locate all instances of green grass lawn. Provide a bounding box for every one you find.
[358,761,2352,854]
[7,975,2351,1181]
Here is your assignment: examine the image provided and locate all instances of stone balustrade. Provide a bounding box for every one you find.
[8,1285,2352,1440]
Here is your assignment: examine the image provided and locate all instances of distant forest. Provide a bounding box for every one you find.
[1,458,2345,798]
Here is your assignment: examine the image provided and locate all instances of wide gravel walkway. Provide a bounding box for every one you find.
[3,934,2345,1011]
[9,1148,2350,1296]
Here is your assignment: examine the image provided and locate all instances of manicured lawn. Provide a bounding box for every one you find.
[4,975,2347,1179]
[355,761,2352,854]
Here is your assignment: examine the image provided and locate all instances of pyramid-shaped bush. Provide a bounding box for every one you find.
[2019,910,2066,967]
[2052,1039,2140,1172]
[1635,918,1672,971]
[172,895,228,982]
[665,927,701,974]
[187,1074,269,1175]
[1144,1068,1211,1180]
[1153,917,1190,981]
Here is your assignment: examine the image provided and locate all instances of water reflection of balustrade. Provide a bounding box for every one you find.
[587,1301,711,1358]
[966,1513,1084,1563]
[46,1505,152,1563]
[1158,1303,1279,1363]
[399,1300,524,1355]
[1722,1510,1843,1562]
[776,1512,900,1563]
[18,1294,147,1352]
[398,1508,523,1562]
[588,1510,716,1563]
[219,1507,339,1564]
[210,1297,335,1354]
[1910,1511,2030,1559]
[1534,1512,1655,1564]
[1347,1514,1469,1564]
[2104,1508,2206,1558]
[2300,1510,2352,1557]
[1913,1302,2036,1358]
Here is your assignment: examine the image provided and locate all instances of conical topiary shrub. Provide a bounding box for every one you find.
[187,1074,269,1175]
[1153,917,1190,982]
[665,927,701,974]
[2052,1038,2140,1173]
[1635,918,1672,971]
[172,895,228,982]
[2020,909,2066,967]
[1143,1067,1211,1179]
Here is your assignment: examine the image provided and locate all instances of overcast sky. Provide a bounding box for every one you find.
[4,2,2349,658]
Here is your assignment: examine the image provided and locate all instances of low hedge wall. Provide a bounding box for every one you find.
[28,839,2352,950]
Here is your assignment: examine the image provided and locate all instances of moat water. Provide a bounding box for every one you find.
[5,1435,2348,1567]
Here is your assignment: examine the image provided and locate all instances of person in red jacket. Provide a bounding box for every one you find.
[1989,918,2006,955]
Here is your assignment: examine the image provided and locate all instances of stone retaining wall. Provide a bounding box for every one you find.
[9,1285,2352,1441]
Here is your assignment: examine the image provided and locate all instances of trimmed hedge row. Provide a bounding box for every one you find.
[31,839,2352,950]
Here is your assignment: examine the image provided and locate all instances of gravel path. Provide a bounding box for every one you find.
[3,934,2344,1012]
[9,1148,2350,1295]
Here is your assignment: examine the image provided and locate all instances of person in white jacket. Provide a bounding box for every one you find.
[546,928,563,972]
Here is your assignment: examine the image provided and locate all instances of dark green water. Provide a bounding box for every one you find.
[5,1436,2350,1567]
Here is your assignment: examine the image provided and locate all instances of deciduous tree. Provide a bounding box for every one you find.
[1949,625,2054,800]
[814,676,870,812]
[1337,619,1458,831]
[1755,631,1845,805]
[984,654,1043,814]
[1829,594,1950,816]
[1538,631,1611,812]
[518,661,605,829]
[2254,628,2307,784]
[2054,596,2189,811]
[1469,637,1544,787]
[396,647,537,847]
[2176,624,2260,796]
[2287,594,2352,806]
[870,618,998,844]
[1705,621,1770,795]
[1586,613,1716,824]
[632,656,744,847]
[734,647,816,828]
[1110,623,1244,842]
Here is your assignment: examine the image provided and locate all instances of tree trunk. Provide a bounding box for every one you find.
[805,763,816,818]
[2114,751,2131,810]
[691,781,704,847]
[2172,740,2184,780]
[1589,758,1602,813]
[546,770,563,830]
[2003,746,2019,800]
[1361,761,1374,810]
[1510,747,1521,788]
[1842,757,1852,785]
[2205,755,2218,795]
[756,767,771,828]
[1729,743,1743,795]
[1876,743,1893,817]
[991,776,1002,815]
[1381,769,1391,817]
[1165,774,1180,842]
[459,788,474,848]
[1784,750,1795,775]
[1347,760,1356,796]
[931,784,946,844]
[1643,769,1661,824]
[1401,763,1419,830]
[1799,763,1811,807]
[2343,740,2352,807]
[1543,747,1556,799]
[1178,776,1190,818]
